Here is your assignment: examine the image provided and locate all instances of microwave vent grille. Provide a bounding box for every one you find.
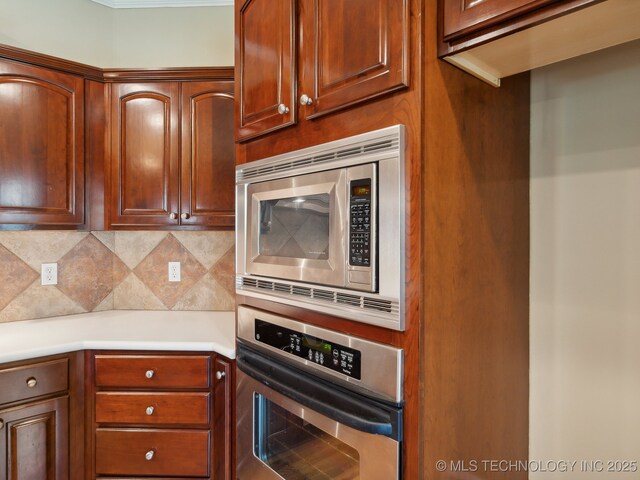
[236,132,400,183]
[237,276,400,320]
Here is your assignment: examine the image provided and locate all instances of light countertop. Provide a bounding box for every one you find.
[0,310,236,364]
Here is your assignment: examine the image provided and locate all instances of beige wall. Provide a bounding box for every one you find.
[530,39,640,478]
[0,0,233,67]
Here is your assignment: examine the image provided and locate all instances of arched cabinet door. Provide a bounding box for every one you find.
[181,82,235,228]
[109,82,180,227]
[0,59,85,227]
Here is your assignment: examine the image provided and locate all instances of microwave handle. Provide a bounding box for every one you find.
[237,344,401,440]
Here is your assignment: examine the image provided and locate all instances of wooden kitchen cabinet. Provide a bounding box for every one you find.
[89,351,233,480]
[0,355,83,480]
[236,0,408,141]
[109,78,235,229]
[0,58,85,227]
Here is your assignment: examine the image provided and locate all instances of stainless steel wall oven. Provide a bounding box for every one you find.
[236,306,404,480]
[236,125,406,331]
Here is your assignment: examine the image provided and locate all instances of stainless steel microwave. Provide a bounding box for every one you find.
[236,125,406,331]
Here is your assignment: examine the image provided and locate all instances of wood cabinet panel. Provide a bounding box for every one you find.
[0,396,69,480]
[0,59,85,227]
[95,354,210,389]
[0,358,68,406]
[236,0,296,140]
[213,357,233,480]
[109,82,180,227]
[95,392,210,426]
[181,82,235,227]
[95,429,210,476]
[299,0,409,118]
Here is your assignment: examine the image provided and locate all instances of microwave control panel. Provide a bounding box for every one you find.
[349,178,372,267]
[254,319,362,380]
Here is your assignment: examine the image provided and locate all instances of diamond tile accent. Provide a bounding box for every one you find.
[172,273,234,311]
[115,231,169,269]
[133,234,207,309]
[172,231,235,269]
[0,282,84,323]
[113,273,167,310]
[0,245,39,311]
[57,235,131,311]
[0,231,88,270]
[210,245,235,298]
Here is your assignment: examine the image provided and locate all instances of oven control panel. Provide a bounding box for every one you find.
[349,178,372,267]
[255,319,362,379]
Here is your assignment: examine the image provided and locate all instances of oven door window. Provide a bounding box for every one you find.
[259,194,330,260]
[254,393,360,479]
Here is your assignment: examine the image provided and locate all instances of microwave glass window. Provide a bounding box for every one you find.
[259,195,330,260]
[254,394,360,479]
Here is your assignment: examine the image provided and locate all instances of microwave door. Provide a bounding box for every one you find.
[246,169,347,288]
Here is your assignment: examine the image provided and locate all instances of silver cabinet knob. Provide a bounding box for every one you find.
[145,406,155,416]
[215,371,225,380]
[0,419,4,430]
[26,377,37,388]
[145,450,155,461]
[169,212,178,220]
[145,370,155,379]
[180,212,190,220]
[300,94,313,106]
[277,104,290,115]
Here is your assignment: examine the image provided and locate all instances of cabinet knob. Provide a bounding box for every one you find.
[145,450,155,461]
[169,212,178,220]
[26,377,37,388]
[215,370,226,380]
[145,406,155,416]
[180,212,190,220]
[300,94,313,106]
[277,103,290,115]
[145,369,155,379]
[0,419,4,430]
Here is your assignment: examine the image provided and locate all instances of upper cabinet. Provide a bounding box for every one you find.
[0,59,85,227]
[440,0,640,86]
[109,78,235,229]
[236,0,409,141]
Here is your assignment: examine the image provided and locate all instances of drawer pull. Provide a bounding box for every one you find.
[0,419,4,430]
[215,371,226,380]
[145,370,155,379]
[145,450,155,461]
[26,377,37,388]
[145,406,155,416]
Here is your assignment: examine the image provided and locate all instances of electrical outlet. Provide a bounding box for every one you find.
[41,263,58,285]
[168,262,181,282]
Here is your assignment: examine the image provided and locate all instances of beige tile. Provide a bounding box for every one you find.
[172,272,235,311]
[0,283,84,323]
[92,231,115,253]
[172,231,235,270]
[57,235,129,312]
[0,245,39,311]
[133,235,207,309]
[94,292,114,312]
[113,254,130,289]
[113,273,166,310]
[114,231,169,269]
[210,245,236,298]
[0,231,88,270]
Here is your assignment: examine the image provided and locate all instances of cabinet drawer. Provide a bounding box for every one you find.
[95,392,210,426]
[95,355,210,389]
[0,358,68,405]
[95,429,210,477]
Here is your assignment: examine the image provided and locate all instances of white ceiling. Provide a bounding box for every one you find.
[89,0,232,7]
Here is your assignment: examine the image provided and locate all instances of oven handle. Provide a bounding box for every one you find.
[237,344,401,440]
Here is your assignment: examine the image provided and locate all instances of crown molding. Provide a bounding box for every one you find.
[89,0,233,7]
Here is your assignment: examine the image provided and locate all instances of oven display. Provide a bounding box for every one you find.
[254,319,362,379]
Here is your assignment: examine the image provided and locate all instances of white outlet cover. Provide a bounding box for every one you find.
[41,263,58,286]
[168,262,181,282]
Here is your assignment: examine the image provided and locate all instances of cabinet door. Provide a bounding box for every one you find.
[443,0,560,40]
[213,357,233,480]
[0,60,85,227]
[236,0,296,141]
[0,396,69,480]
[181,82,235,227]
[298,0,408,119]
[109,82,180,227]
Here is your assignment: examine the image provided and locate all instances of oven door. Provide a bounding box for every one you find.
[236,345,401,480]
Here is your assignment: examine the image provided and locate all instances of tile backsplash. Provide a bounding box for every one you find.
[0,231,235,323]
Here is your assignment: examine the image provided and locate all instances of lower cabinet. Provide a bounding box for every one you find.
[0,356,72,480]
[89,351,233,480]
